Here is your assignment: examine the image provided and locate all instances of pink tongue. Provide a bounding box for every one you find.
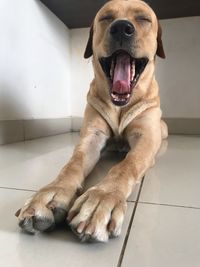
[112,54,131,94]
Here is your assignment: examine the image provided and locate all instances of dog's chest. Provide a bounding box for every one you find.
[88,92,157,137]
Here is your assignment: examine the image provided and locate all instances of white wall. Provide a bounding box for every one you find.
[0,0,71,120]
[70,17,200,118]
[157,17,200,118]
[70,28,93,117]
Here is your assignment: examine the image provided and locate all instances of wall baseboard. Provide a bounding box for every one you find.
[72,117,200,136]
[0,117,199,145]
[164,118,200,135]
[0,118,71,145]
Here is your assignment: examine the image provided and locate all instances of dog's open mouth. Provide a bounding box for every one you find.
[99,51,149,106]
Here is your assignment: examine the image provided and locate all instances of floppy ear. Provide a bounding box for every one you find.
[156,21,166,59]
[84,23,94,59]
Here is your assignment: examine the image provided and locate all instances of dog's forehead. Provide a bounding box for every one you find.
[95,0,156,20]
[96,0,155,17]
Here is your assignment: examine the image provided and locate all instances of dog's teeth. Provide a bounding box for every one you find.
[111,93,131,102]
[134,73,139,82]
[111,93,119,101]
[131,62,135,81]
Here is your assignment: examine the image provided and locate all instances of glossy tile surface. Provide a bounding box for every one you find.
[0,133,139,200]
[1,133,200,267]
[122,203,200,267]
[140,135,200,207]
[0,133,78,190]
[0,188,134,267]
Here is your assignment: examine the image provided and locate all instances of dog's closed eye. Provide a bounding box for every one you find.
[99,14,115,22]
[135,15,152,23]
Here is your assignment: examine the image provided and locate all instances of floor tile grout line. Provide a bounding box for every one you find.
[117,176,145,267]
[135,200,200,210]
[0,186,36,193]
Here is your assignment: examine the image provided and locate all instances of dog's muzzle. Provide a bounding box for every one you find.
[110,20,135,43]
[99,20,149,106]
[98,20,148,106]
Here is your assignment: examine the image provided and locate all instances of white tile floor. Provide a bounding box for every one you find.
[0,133,200,267]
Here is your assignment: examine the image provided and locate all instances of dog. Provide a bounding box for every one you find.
[16,0,168,242]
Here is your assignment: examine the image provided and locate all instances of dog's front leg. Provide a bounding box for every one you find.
[68,111,163,242]
[16,106,110,234]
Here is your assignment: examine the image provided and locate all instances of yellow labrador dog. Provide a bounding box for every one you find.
[16,0,168,242]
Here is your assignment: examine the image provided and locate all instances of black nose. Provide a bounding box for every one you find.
[110,20,135,41]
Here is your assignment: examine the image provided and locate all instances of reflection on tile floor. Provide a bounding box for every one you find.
[0,133,199,266]
[0,189,134,267]
[122,203,200,267]
[140,135,200,207]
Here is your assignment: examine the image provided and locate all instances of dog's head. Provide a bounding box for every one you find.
[84,0,165,106]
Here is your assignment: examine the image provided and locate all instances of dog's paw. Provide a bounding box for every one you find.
[15,185,77,234]
[67,187,127,242]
